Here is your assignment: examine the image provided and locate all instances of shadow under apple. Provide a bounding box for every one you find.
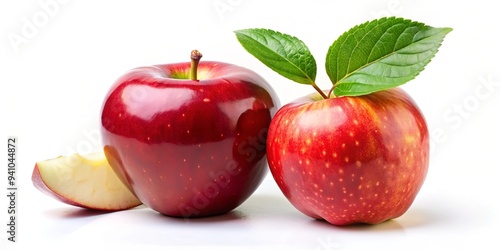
[146,208,249,224]
[306,203,446,232]
[308,216,406,232]
[43,205,140,219]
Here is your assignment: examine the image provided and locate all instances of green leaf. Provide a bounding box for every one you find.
[234,28,317,85]
[326,17,452,97]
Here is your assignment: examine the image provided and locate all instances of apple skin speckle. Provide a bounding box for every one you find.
[267,88,429,226]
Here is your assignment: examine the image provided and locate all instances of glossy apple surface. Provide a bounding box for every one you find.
[267,88,429,225]
[101,61,279,218]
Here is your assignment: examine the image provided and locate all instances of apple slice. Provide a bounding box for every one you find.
[32,152,142,211]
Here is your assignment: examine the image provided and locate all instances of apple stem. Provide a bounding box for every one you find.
[312,84,328,99]
[190,50,203,81]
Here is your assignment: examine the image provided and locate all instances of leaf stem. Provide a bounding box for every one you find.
[190,50,203,81]
[327,85,336,98]
[312,83,328,99]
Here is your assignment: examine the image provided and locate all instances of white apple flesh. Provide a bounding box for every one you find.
[32,152,142,211]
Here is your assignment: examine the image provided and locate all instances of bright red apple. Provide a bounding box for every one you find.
[100,50,279,218]
[266,88,429,225]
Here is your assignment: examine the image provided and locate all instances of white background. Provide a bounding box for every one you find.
[1,0,499,249]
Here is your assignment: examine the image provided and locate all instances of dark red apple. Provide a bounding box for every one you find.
[266,88,429,225]
[100,51,279,218]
